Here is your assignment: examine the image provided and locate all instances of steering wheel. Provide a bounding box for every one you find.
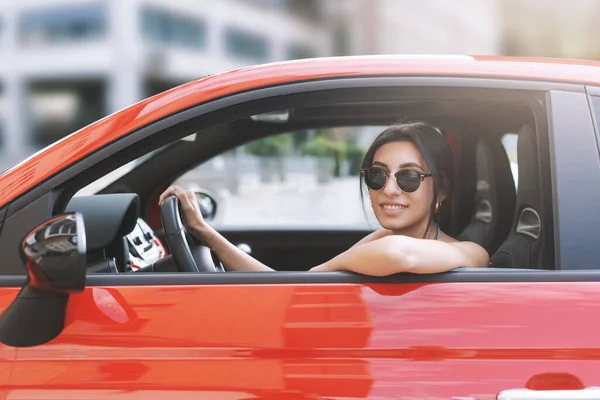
[160,195,217,272]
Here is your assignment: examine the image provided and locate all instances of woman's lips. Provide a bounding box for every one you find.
[380,203,408,215]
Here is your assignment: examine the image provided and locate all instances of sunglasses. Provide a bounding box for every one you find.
[361,167,432,192]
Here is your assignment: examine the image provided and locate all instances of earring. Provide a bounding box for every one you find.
[435,202,440,213]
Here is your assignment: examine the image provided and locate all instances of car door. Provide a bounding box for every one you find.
[2,79,600,399]
[4,272,600,400]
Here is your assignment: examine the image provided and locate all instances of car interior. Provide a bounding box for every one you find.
[58,90,554,275]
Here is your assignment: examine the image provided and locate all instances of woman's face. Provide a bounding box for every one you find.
[368,141,435,236]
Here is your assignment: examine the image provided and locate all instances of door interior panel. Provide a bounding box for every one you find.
[216,228,372,271]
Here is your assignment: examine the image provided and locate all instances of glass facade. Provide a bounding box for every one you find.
[224,27,269,62]
[141,6,207,49]
[20,2,106,46]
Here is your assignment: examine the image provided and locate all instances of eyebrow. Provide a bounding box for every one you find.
[372,161,425,171]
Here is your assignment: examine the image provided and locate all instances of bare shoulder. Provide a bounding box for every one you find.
[441,233,490,267]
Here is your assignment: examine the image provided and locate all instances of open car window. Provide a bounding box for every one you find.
[173,126,385,228]
[49,83,552,274]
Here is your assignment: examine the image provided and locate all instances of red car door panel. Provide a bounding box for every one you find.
[2,280,599,399]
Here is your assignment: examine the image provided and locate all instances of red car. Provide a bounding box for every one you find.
[1,55,600,400]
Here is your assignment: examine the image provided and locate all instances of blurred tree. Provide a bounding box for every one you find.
[245,133,293,183]
[303,128,354,177]
[291,130,310,153]
[245,133,293,157]
[346,143,365,175]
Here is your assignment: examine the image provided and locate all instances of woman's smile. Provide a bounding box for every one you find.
[380,202,408,215]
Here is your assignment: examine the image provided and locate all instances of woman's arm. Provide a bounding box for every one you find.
[160,186,274,272]
[351,228,393,248]
[205,225,393,271]
[310,235,489,275]
[192,224,274,272]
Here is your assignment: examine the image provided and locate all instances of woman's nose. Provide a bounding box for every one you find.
[382,175,402,196]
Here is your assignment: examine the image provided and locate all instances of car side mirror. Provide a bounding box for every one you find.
[195,191,217,222]
[0,213,87,347]
[22,212,87,293]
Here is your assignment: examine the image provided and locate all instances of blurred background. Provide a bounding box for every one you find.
[0,0,598,171]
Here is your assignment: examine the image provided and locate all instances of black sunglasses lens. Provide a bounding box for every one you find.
[396,170,421,192]
[365,168,387,190]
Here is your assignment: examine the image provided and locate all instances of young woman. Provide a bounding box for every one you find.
[159,121,489,275]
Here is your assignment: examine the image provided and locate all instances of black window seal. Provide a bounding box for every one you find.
[0,268,599,288]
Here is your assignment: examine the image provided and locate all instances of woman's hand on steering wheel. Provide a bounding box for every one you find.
[158,185,219,273]
[159,185,271,273]
[159,186,206,238]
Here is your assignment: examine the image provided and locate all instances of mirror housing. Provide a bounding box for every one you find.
[194,191,218,222]
[0,213,87,347]
[22,212,87,293]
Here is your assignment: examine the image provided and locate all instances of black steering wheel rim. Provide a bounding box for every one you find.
[160,195,216,273]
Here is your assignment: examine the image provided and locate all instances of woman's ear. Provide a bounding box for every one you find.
[437,191,448,204]
[435,192,447,214]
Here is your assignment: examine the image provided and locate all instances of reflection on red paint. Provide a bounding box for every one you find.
[92,288,130,324]
[283,286,372,349]
[525,372,585,390]
[283,359,372,397]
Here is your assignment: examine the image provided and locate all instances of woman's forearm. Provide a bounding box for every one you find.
[311,235,488,275]
[311,236,404,276]
[191,224,273,272]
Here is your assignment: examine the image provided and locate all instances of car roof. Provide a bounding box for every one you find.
[1,54,599,207]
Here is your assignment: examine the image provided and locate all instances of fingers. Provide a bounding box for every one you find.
[184,190,200,211]
[158,187,170,205]
[175,186,197,213]
[158,185,189,206]
[158,186,177,205]
[159,186,201,221]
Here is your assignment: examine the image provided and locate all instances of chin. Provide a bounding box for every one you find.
[376,210,425,233]
[377,216,410,231]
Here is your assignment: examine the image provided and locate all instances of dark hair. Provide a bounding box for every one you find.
[360,121,455,239]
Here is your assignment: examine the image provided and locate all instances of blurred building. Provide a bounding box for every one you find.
[0,0,331,166]
[0,0,501,169]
